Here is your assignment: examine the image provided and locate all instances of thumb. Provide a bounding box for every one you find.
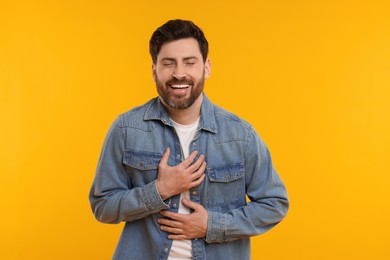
[159,147,170,166]
[182,198,202,210]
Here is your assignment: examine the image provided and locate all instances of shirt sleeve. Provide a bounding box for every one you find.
[205,127,289,243]
[89,115,169,224]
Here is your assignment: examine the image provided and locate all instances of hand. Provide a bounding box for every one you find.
[158,199,208,240]
[156,147,206,200]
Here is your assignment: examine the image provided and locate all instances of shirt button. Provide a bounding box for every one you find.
[173,203,177,208]
[164,248,168,253]
[176,154,181,159]
[192,142,196,146]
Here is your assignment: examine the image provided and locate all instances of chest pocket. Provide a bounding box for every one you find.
[123,149,162,186]
[205,162,245,207]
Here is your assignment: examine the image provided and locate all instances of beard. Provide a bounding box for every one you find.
[155,73,205,110]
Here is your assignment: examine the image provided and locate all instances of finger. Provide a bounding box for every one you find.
[186,154,205,173]
[189,174,206,188]
[160,210,183,221]
[158,218,182,228]
[192,161,206,177]
[181,198,201,210]
[159,147,170,166]
[180,150,198,168]
[168,234,188,240]
[160,225,183,234]
[189,162,206,181]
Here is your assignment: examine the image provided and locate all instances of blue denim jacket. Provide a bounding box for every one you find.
[89,95,289,260]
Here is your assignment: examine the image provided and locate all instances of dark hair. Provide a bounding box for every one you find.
[149,19,209,64]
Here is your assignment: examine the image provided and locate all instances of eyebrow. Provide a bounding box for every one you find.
[183,56,199,61]
[160,56,199,62]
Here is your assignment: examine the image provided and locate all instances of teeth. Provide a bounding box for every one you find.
[171,84,190,89]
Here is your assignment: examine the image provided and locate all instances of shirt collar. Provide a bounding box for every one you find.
[144,93,218,134]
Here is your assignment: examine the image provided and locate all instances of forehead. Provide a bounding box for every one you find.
[157,38,202,60]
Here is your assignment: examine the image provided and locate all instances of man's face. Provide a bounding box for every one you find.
[152,38,211,110]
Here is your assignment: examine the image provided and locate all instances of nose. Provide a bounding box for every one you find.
[172,64,186,79]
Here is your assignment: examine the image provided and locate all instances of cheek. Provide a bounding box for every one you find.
[193,71,206,81]
[191,66,207,78]
[155,69,173,82]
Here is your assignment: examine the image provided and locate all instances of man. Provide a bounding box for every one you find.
[89,19,289,260]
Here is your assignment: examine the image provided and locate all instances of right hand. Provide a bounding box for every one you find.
[156,147,206,200]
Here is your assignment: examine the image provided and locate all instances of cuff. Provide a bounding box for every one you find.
[141,180,169,213]
[205,211,225,243]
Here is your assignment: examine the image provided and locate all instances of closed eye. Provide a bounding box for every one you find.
[160,58,176,67]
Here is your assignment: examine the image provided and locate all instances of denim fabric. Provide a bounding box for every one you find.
[89,94,289,260]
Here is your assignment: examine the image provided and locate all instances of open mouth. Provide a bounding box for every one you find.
[170,84,191,89]
[167,79,193,90]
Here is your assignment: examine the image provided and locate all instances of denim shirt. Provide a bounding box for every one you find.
[89,95,289,260]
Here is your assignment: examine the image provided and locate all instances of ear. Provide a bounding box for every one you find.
[204,58,211,79]
[152,63,157,82]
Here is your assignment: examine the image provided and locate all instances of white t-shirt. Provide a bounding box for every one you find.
[168,117,200,259]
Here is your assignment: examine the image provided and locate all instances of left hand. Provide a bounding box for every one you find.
[158,199,208,240]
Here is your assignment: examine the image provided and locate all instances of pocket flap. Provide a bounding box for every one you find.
[207,163,244,183]
[124,149,161,170]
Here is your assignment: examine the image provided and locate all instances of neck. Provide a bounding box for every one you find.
[162,94,203,125]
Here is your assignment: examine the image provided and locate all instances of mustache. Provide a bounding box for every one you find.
[166,78,193,86]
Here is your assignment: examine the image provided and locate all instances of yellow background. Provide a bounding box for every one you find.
[1,0,389,259]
